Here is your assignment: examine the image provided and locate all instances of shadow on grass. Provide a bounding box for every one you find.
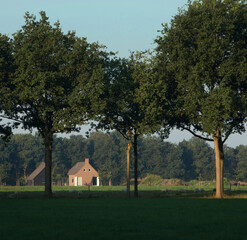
[1,188,247,199]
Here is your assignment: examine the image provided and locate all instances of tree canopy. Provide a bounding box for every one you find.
[96,53,163,197]
[5,12,107,197]
[1,132,246,186]
[1,2,247,199]
[154,0,247,198]
[0,34,15,141]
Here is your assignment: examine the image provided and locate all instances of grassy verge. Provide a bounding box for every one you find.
[1,185,247,199]
[0,198,247,240]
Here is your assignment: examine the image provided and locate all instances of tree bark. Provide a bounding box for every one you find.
[108,171,112,186]
[23,164,27,182]
[108,178,112,186]
[44,128,53,198]
[126,130,132,198]
[213,129,224,199]
[134,132,138,198]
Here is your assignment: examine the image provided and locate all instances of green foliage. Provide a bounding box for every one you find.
[1,132,247,185]
[140,174,163,186]
[89,132,121,185]
[1,6,247,190]
[0,34,15,141]
[4,11,109,196]
[155,0,247,139]
[224,146,238,179]
[11,12,106,135]
[153,0,247,198]
[179,137,215,180]
[235,145,247,181]
[97,53,149,137]
[223,177,229,186]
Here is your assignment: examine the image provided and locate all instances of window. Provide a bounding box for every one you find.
[72,179,74,183]
[89,169,91,172]
[83,169,86,172]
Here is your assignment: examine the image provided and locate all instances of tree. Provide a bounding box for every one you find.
[179,140,196,180]
[13,134,44,183]
[63,135,87,168]
[97,54,158,197]
[180,137,215,180]
[10,12,106,197]
[224,145,237,180]
[138,137,184,179]
[138,136,165,178]
[235,145,247,181]
[96,57,134,197]
[88,132,121,186]
[0,34,16,141]
[155,0,247,198]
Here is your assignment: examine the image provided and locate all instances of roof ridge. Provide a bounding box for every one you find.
[27,162,45,180]
[67,161,86,175]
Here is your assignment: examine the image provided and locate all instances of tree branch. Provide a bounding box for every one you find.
[0,114,22,124]
[180,126,214,142]
[222,130,232,144]
[116,127,129,141]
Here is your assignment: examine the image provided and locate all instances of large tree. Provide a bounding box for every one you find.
[0,34,16,141]
[97,53,158,197]
[155,0,247,198]
[10,12,106,197]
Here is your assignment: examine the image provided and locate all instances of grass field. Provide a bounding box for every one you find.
[1,184,247,198]
[1,186,247,240]
[1,198,247,240]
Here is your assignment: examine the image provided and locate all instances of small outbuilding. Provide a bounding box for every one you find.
[27,162,45,186]
[68,158,99,186]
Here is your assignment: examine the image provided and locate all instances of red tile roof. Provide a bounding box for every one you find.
[27,162,45,180]
[67,162,85,175]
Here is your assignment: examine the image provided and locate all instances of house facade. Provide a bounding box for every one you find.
[27,162,45,186]
[68,158,99,186]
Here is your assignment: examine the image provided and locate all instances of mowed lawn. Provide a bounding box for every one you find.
[1,197,247,240]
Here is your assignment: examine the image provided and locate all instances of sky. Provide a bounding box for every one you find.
[0,0,246,147]
[0,0,188,56]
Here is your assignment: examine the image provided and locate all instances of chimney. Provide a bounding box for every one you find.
[85,158,89,164]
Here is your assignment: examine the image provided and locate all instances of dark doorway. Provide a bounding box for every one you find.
[92,177,97,185]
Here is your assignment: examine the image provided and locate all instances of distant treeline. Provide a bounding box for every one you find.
[0,131,246,185]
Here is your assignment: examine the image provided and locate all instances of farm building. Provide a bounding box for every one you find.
[68,158,99,186]
[27,162,45,186]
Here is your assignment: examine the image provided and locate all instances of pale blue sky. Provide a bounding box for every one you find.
[0,0,246,147]
[0,0,188,56]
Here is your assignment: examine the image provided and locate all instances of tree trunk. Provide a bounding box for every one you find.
[126,130,132,198]
[23,163,27,184]
[134,132,138,198]
[16,170,20,186]
[23,166,26,180]
[213,130,224,199]
[108,178,112,186]
[108,171,112,186]
[44,128,53,198]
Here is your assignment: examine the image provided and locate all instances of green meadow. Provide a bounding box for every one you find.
[1,182,247,198]
[1,198,247,240]
[1,186,247,240]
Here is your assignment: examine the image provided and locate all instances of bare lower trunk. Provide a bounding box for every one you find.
[16,170,20,186]
[134,133,138,198]
[23,166,27,182]
[108,171,112,186]
[126,130,132,198]
[108,178,112,186]
[213,130,224,199]
[44,129,53,198]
